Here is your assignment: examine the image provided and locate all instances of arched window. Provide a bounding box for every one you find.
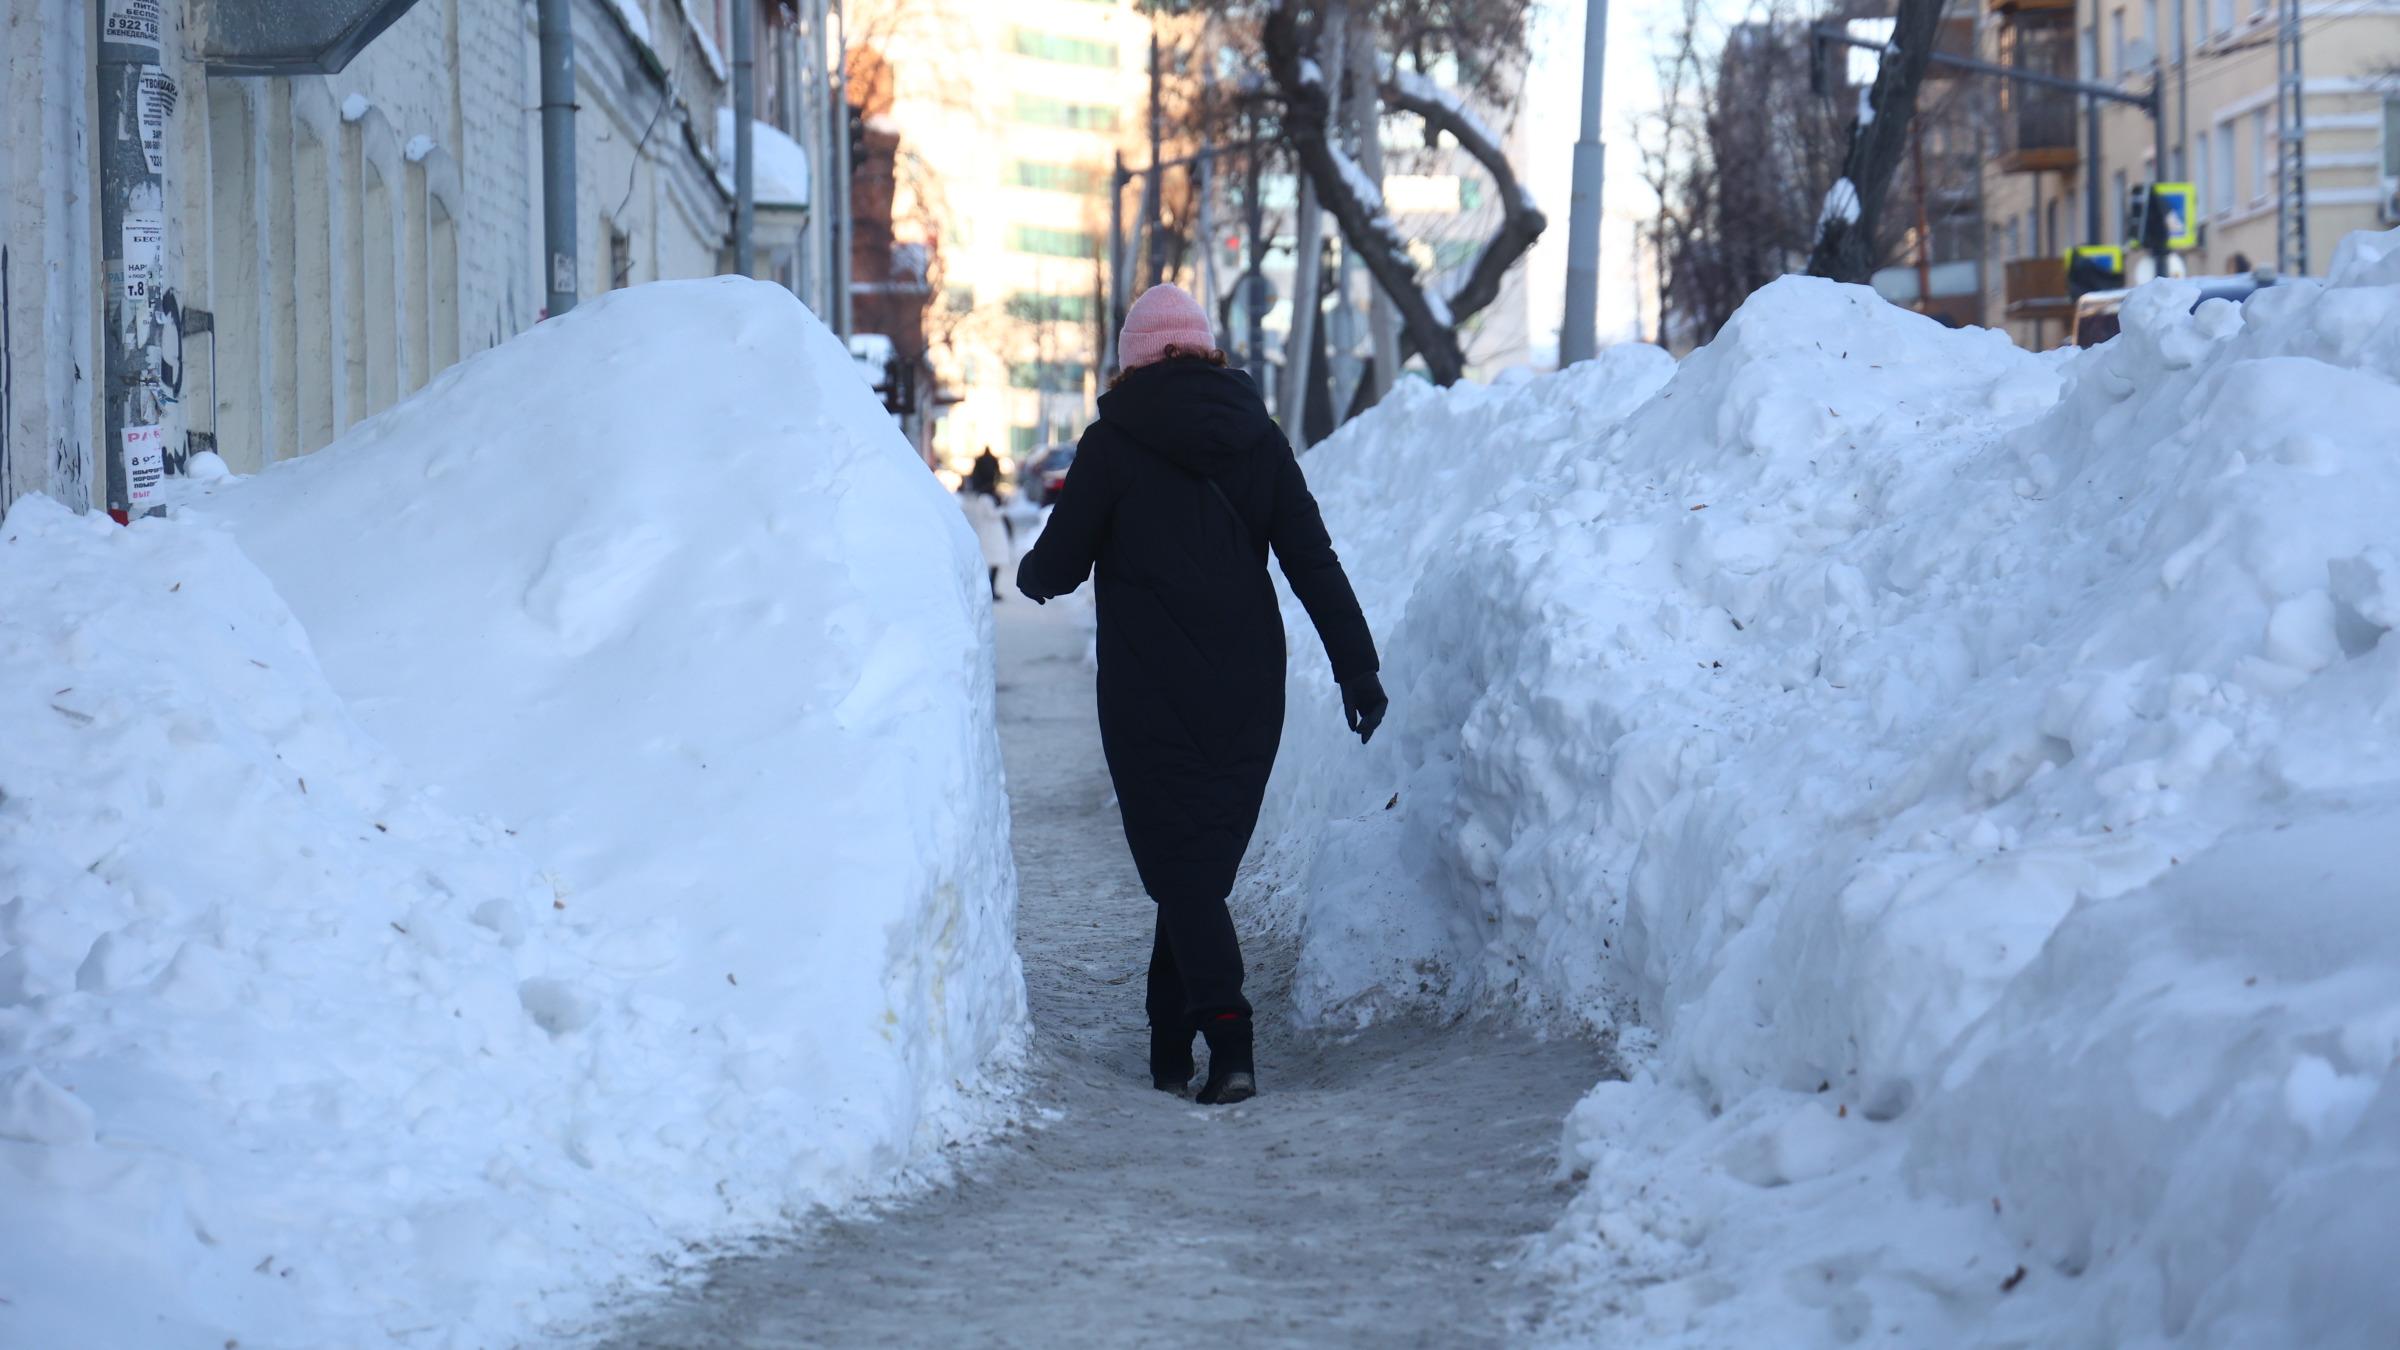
[294,115,336,453]
[363,160,396,415]
[404,160,429,393]
[341,123,369,428]
[264,84,299,461]
[430,193,460,374]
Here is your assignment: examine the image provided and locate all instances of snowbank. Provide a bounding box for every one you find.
[1256,229,2400,1344]
[0,278,1024,1345]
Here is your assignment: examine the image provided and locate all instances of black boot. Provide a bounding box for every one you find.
[1150,1024,1195,1094]
[1195,1013,1255,1105]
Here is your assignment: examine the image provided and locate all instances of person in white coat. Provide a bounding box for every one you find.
[960,449,1013,600]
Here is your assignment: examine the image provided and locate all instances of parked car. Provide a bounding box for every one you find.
[1020,445,1077,505]
[2070,270,2292,349]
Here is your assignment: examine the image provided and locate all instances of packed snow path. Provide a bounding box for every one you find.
[598,598,1610,1348]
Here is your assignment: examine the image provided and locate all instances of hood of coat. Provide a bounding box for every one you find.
[1096,359,1277,479]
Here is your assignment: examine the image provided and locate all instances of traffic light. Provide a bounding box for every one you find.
[845,103,867,174]
[2065,244,2125,298]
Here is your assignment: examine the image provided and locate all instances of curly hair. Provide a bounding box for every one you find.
[1110,344,1229,389]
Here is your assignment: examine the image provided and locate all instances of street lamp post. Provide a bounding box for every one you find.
[1559,0,1609,366]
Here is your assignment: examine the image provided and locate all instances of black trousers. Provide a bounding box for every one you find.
[1144,896,1251,1027]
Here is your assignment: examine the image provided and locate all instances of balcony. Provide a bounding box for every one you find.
[1990,0,2073,14]
[1995,87,2078,173]
[2002,257,2073,320]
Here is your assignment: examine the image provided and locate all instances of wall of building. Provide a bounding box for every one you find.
[0,0,774,515]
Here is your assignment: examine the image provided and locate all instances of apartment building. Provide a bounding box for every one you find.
[1981,0,2400,348]
[855,0,1146,470]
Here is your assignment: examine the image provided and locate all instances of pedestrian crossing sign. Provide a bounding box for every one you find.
[2151,183,2199,251]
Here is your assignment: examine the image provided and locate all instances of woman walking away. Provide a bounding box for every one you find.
[959,448,1012,600]
[1016,284,1386,1106]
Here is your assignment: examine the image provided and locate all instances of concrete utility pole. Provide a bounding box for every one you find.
[1244,112,1268,378]
[99,0,175,522]
[1280,3,1340,439]
[1350,25,1398,403]
[804,0,829,313]
[1140,24,1165,289]
[1559,0,1608,366]
[733,0,756,276]
[1106,153,1128,375]
[538,0,578,317]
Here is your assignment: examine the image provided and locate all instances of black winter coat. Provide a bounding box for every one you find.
[1016,359,1377,906]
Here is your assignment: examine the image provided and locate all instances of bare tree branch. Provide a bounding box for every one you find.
[1262,2,1468,383]
[1376,66,1545,337]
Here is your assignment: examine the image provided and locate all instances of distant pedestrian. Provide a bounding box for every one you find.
[960,448,1011,600]
[1016,283,1385,1106]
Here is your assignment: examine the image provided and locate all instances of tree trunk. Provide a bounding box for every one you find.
[1806,0,1945,283]
[1277,1,1339,439]
[1352,26,1400,407]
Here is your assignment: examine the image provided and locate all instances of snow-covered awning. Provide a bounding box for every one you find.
[194,0,426,75]
[715,109,811,211]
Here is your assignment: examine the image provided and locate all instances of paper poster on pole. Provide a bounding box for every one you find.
[138,70,178,175]
[124,424,167,507]
[102,0,162,52]
[122,211,164,313]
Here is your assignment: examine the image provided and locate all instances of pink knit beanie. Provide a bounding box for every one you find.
[1118,284,1216,370]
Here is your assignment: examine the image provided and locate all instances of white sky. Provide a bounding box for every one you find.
[1519,0,1700,355]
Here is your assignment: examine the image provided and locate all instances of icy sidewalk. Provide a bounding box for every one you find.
[595,598,1613,1348]
[1259,230,2400,1345]
[0,280,1025,1347]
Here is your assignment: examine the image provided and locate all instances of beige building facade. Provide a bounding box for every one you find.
[857,0,1148,472]
[1981,0,2400,348]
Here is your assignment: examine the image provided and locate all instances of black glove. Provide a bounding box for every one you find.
[1340,672,1388,745]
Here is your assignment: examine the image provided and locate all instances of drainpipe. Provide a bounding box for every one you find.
[733,0,755,276]
[831,0,853,338]
[99,0,172,522]
[775,13,795,136]
[538,0,578,316]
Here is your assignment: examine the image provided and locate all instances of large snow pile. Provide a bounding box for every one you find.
[0,278,1024,1346]
[1258,229,2400,1345]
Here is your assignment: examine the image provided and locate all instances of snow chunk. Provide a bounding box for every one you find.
[1329,146,1385,214]
[338,92,371,123]
[402,134,436,164]
[1390,65,1504,153]
[715,106,812,207]
[1819,176,1861,228]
